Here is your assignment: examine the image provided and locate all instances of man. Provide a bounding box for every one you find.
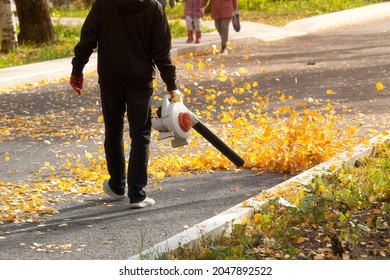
[70,0,182,209]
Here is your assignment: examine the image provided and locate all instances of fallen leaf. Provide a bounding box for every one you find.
[376,82,384,90]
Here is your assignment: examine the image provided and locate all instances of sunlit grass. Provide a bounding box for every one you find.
[0,24,80,68]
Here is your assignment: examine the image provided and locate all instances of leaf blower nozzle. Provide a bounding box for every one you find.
[151,94,245,167]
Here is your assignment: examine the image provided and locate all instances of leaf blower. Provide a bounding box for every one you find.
[151,94,245,167]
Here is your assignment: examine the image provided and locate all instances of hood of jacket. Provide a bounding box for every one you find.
[112,0,153,13]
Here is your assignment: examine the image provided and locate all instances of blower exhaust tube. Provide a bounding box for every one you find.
[192,121,245,167]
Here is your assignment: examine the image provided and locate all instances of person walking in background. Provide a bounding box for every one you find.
[69,0,182,209]
[184,0,204,43]
[202,0,237,54]
[157,0,176,11]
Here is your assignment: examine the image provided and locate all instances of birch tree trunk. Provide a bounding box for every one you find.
[0,0,18,52]
[14,0,57,44]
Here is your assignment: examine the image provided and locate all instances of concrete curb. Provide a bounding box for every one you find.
[129,131,390,259]
[0,53,98,90]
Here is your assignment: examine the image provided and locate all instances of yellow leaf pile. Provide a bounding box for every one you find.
[0,110,102,142]
[0,155,108,223]
[242,105,358,173]
[0,180,57,223]
[148,55,361,178]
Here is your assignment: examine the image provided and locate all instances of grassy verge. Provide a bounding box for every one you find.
[236,0,384,25]
[171,0,384,26]
[161,140,389,260]
[0,25,80,68]
[51,0,385,21]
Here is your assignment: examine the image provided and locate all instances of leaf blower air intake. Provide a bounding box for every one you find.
[151,94,245,167]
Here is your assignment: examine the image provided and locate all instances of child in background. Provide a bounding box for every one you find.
[201,0,238,54]
[184,0,204,43]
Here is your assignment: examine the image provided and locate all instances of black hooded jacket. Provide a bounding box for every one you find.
[71,0,177,91]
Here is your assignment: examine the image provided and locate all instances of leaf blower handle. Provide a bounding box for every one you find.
[169,89,183,103]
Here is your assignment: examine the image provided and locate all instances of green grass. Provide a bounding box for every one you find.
[50,0,386,24]
[168,0,385,25]
[159,142,390,260]
[0,25,81,68]
[51,6,89,18]
[169,20,214,39]
[238,0,383,12]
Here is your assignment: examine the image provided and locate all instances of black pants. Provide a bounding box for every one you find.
[100,85,152,203]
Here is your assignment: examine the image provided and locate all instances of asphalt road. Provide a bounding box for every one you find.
[0,17,389,260]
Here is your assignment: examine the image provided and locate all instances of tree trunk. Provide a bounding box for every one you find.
[0,0,18,52]
[14,0,57,45]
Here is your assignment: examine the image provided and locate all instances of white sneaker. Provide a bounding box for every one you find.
[103,180,125,200]
[130,197,155,209]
